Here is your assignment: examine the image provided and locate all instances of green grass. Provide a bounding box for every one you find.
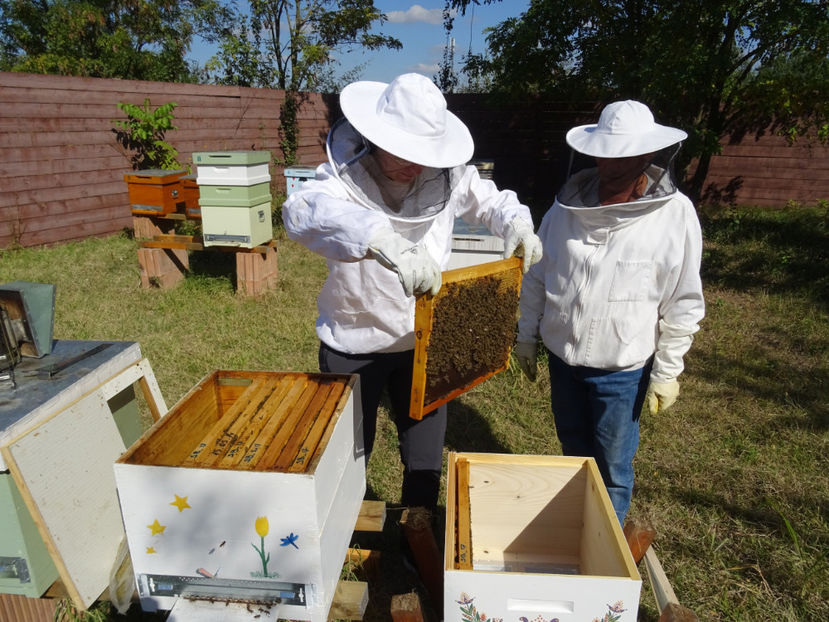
[1,205,827,621]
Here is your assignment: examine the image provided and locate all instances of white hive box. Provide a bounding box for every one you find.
[444,453,641,622]
[113,370,365,622]
[194,151,271,186]
[447,218,505,270]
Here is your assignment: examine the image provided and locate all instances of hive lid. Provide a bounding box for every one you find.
[409,257,522,420]
[193,151,272,166]
[123,169,186,184]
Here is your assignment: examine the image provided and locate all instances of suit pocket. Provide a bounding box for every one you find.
[608,260,653,302]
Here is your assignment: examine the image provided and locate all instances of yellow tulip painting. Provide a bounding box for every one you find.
[255,516,269,538]
[251,516,271,576]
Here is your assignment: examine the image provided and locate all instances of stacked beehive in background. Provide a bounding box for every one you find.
[194,151,274,248]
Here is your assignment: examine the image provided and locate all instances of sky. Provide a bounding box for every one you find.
[187,1,530,86]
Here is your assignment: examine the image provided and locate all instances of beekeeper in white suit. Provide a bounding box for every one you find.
[283,73,542,510]
[515,100,705,525]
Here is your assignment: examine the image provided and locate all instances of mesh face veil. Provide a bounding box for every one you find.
[326,118,453,222]
[558,143,683,208]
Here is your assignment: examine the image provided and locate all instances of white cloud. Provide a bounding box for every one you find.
[386,4,449,25]
[408,62,440,75]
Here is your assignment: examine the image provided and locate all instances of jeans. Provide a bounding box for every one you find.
[319,342,447,509]
[547,350,652,525]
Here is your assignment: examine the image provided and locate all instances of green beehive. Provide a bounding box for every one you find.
[193,151,271,166]
[0,474,59,597]
[202,203,273,248]
[198,182,271,207]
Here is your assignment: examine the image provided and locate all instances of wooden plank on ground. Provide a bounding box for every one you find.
[327,580,368,621]
[401,507,443,617]
[391,592,425,622]
[624,518,656,564]
[354,499,386,532]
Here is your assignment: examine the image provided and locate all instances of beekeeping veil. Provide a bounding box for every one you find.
[326,73,474,222]
[559,100,687,208]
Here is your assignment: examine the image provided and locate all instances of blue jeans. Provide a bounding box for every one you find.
[547,351,652,525]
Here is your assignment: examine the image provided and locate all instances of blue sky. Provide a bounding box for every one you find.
[187,1,530,86]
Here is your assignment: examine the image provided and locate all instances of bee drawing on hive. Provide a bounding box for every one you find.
[410,257,522,420]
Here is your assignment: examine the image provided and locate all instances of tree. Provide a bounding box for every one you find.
[0,0,231,82]
[448,0,829,201]
[208,0,401,92]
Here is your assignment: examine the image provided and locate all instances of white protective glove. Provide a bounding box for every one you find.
[645,379,680,415]
[368,231,442,296]
[503,217,543,273]
[513,340,538,382]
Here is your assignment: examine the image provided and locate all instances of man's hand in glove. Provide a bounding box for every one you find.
[513,340,538,382]
[646,379,680,415]
[368,231,441,296]
[503,217,543,273]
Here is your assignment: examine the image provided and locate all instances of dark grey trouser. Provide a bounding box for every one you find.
[319,342,447,509]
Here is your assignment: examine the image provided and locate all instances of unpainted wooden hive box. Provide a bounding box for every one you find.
[444,452,641,622]
[113,370,365,622]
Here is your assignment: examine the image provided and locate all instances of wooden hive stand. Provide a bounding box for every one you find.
[134,217,278,297]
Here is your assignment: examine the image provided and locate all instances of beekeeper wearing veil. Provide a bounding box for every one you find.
[515,100,705,525]
[283,73,542,510]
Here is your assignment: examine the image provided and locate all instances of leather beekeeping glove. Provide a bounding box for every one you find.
[513,340,538,382]
[503,217,543,273]
[646,379,680,415]
[368,231,441,296]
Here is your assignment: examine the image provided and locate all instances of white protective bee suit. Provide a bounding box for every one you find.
[516,100,705,525]
[517,164,705,380]
[282,73,541,509]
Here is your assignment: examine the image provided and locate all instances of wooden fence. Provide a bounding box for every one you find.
[0,72,334,248]
[1,72,828,249]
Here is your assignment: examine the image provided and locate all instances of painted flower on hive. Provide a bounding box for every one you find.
[251,516,271,576]
[593,600,626,622]
[456,593,500,622]
[255,516,269,538]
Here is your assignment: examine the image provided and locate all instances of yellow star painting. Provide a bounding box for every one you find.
[147,519,166,536]
[170,494,191,512]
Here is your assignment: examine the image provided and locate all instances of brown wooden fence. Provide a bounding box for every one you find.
[2,72,828,249]
[0,72,334,248]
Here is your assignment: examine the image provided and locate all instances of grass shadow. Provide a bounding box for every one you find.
[700,205,829,310]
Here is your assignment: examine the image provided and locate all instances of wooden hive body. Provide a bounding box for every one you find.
[444,452,641,622]
[124,170,186,216]
[114,370,365,621]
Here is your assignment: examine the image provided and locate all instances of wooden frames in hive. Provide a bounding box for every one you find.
[120,370,356,472]
[409,257,522,420]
